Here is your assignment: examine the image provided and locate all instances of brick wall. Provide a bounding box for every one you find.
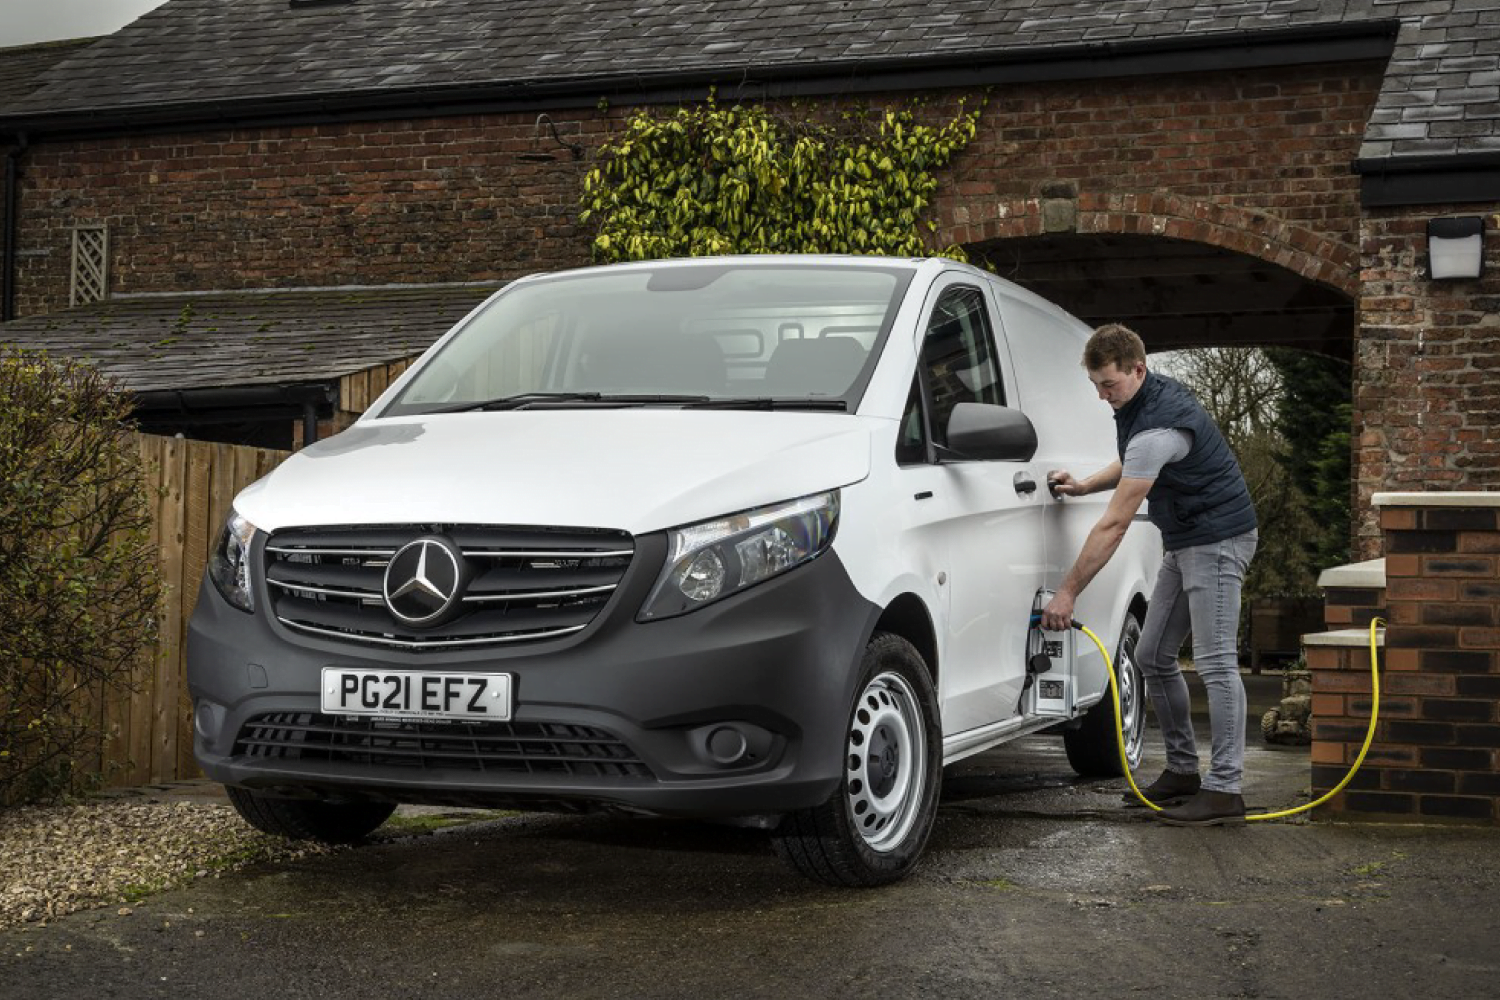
[10,62,1383,318]
[1310,494,1500,823]
[935,62,1384,254]
[1353,208,1500,558]
[11,111,612,315]
[1321,582,1385,631]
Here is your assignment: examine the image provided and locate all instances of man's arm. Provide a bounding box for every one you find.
[1049,459,1123,497]
[1040,475,1153,631]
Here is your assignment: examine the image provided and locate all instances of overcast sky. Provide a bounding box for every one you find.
[1,0,169,47]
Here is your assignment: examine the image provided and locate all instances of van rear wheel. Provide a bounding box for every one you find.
[771,632,941,887]
[1064,611,1145,776]
[226,786,395,844]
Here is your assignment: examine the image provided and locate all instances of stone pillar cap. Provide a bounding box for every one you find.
[1373,491,1500,508]
[1302,628,1385,648]
[1317,558,1385,590]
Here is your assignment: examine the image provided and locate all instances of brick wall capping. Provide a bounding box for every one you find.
[1303,628,1385,649]
[1373,492,1500,509]
[1317,558,1385,591]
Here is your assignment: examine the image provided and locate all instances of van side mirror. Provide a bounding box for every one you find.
[944,403,1038,462]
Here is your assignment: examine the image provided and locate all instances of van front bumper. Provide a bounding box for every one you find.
[186,545,881,819]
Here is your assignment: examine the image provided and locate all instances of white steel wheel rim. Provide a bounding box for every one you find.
[844,671,927,853]
[1118,637,1145,768]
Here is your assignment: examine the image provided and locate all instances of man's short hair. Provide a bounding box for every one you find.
[1084,323,1147,372]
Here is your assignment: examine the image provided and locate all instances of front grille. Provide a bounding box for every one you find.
[264,524,633,650]
[235,713,653,779]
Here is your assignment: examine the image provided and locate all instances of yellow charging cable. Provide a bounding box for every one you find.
[1077,617,1384,821]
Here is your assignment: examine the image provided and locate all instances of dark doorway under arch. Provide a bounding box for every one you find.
[967,234,1355,362]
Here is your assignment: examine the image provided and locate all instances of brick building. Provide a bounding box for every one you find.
[0,0,1497,542]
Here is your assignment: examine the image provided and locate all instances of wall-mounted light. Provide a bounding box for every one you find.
[1427,216,1485,280]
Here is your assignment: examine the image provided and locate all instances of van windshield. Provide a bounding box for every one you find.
[381,263,914,416]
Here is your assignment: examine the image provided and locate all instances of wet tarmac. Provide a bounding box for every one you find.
[5,722,1499,1000]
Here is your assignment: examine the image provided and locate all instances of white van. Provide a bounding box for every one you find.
[187,256,1160,886]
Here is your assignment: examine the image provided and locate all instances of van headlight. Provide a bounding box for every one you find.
[639,491,839,620]
[208,508,258,613]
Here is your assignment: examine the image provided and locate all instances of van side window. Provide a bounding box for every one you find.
[920,286,1005,448]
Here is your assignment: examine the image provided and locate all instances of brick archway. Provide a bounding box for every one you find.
[942,192,1359,299]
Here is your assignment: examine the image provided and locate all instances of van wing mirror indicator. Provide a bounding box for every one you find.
[944,403,1039,462]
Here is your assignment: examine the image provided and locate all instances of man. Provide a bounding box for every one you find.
[1040,324,1258,826]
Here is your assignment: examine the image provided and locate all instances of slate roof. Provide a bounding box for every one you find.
[0,283,500,393]
[0,37,97,110]
[0,1,1496,162]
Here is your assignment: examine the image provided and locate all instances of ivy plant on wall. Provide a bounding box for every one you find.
[579,98,981,262]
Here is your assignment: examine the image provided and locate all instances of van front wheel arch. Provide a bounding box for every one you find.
[770,631,941,887]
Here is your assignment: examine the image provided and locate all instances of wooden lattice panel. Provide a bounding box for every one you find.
[70,226,108,306]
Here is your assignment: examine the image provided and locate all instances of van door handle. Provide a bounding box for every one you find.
[1013,473,1037,496]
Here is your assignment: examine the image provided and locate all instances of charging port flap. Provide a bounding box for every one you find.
[1027,590,1075,719]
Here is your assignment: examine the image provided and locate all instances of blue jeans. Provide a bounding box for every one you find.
[1136,530,1258,794]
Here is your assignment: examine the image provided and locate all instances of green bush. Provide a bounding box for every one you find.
[0,352,160,804]
[580,97,980,261]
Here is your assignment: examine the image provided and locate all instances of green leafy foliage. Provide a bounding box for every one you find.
[0,353,161,804]
[580,98,980,261]
[1266,348,1353,575]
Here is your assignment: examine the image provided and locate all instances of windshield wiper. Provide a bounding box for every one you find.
[429,392,604,413]
[428,392,714,413]
[682,397,848,412]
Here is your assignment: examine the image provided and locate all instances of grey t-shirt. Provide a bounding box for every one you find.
[1122,427,1193,480]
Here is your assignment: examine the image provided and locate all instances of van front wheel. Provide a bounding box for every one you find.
[226,786,395,844]
[771,632,941,887]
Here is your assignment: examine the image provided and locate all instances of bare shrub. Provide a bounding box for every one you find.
[0,353,160,804]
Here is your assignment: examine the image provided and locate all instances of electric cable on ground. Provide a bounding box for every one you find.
[1069,616,1383,821]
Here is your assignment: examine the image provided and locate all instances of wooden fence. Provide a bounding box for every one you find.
[95,433,290,787]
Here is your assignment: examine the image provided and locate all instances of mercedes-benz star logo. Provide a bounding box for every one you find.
[383,536,467,626]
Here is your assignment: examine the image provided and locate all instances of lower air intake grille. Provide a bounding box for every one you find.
[235,713,652,779]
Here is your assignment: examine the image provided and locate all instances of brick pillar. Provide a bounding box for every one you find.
[1316,558,1386,631]
[1307,630,1390,815]
[1312,493,1500,823]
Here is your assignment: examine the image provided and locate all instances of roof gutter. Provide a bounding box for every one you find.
[2,131,27,321]
[133,382,337,445]
[0,21,1400,140]
[1353,151,1500,208]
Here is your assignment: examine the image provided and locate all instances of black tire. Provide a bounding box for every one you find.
[226,786,395,844]
[771,631,942,888]
[1064,611,1145,777]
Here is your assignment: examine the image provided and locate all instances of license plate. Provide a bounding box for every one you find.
[321,668,512,722]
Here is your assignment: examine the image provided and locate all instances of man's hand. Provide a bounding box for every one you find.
[1047,470,1085,497]
[1040,590,1075,632]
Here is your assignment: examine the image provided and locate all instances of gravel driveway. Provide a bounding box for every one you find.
[0,801,338,930]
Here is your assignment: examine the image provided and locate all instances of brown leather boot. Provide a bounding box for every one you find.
[1121,768,1200,806]
[1156,789,1246,826]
